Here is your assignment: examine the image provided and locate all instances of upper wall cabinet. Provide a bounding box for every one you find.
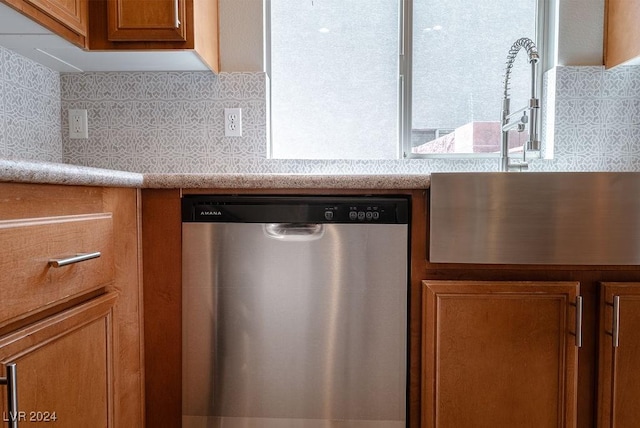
[605,0,640,68]
[0,0,218,72]
[107,0,187,42]
[88,0,219,72]
[0,0,87,47]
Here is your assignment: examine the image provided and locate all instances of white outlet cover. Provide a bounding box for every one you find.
[69,109,88,139]
[224,107,242,137]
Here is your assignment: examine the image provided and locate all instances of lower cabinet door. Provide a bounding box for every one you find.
[598,282,640,428]
[422,280,580,428]
[0,293,116,428]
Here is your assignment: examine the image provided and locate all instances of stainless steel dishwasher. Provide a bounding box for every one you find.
[181,195,409,427]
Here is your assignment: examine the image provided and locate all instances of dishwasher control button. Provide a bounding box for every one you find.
[357,211,366,220]
[372,212,380,220]
[366,212,373,220]
[324,211,334,220]
[349,211,358,220]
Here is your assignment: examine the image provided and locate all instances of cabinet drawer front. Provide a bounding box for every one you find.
[0,214,114,327]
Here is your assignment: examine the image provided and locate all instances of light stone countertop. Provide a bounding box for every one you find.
[0,159,143,187]
[143,173,431,189]
[0,159,431,189]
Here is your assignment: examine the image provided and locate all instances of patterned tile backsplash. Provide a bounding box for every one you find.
[535,66,640,172]
[0,46,61,162]
[2,44,640,174]
[62,72,270,173]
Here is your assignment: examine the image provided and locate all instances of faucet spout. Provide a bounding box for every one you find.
[500,37,541,172]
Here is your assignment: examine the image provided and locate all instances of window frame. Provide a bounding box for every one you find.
[265,0,548,160]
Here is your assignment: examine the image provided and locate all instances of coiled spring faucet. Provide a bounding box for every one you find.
[500,37,540,171]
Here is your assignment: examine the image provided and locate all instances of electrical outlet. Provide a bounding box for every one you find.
[224,108,242,137]
[69,109,88,139]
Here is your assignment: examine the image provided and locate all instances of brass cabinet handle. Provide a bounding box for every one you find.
[0,363,18,428]
[48,252,101,268]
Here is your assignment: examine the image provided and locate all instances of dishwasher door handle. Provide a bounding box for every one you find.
[264,223,325,241]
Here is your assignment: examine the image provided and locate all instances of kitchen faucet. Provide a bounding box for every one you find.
[500,37,540,171]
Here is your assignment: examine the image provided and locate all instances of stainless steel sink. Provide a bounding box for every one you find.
[429,172,640,265]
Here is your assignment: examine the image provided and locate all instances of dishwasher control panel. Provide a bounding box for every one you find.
[182,196,409,224]
[328,203,390,222]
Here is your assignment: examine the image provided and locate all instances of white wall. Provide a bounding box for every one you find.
[219,0,606,72]
[219,0,264,72]
[557,0,604,65]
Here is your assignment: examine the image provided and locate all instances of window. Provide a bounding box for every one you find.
[268,0,543,160]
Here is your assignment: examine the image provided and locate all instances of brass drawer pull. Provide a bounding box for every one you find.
[49,252,101,268]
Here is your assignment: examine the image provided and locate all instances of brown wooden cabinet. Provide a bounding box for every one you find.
[107,0,186,41]
[88,0,220,71]
[0,213,114,330]
[598,282,640,427]
[0,293,116,428]
[604,0,640,68]
[422,280,580,428]
[0,183,144,428]
[0,0,88,47]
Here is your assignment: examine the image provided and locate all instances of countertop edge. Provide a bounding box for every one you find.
[0,159,144,188]
[142,173,431,189]
[0,160,431,189]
